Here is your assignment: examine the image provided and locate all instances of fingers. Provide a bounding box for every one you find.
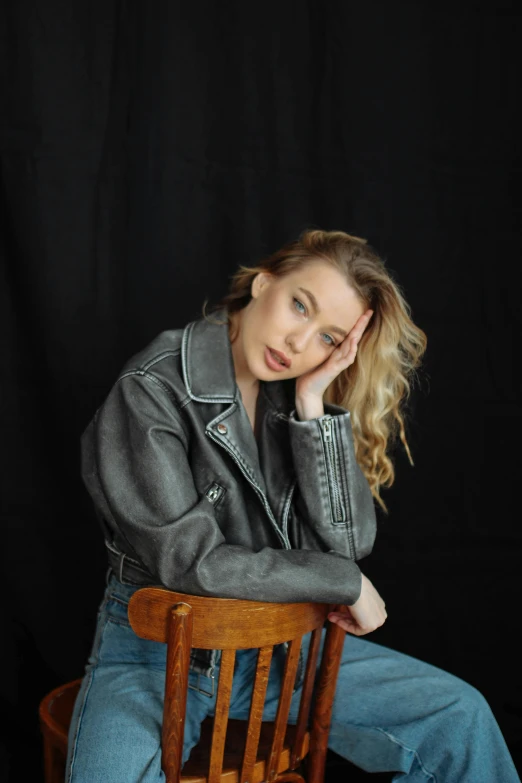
[335,334,362,367]
[328,605,387,636]
[329,613,372,636]
[350,309,374,344]
[328,613,357,634]
[334,310,373,368]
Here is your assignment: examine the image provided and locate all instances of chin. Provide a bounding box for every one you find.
[242,355,265,382]
[247,356,280,383]
[253,364,276,382]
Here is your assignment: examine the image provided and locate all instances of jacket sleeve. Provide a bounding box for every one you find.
[287,403,377,561]
[81,373,363,605]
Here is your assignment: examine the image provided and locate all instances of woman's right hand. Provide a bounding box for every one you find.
[328,573,387,636]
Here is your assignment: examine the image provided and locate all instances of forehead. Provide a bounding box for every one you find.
[281,261,364,325]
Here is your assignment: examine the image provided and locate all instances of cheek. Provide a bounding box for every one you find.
[253,292,287,331]
[244,296,279,352]
[265,293,285,322]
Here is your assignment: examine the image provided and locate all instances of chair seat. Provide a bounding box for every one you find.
[182,717,310,783]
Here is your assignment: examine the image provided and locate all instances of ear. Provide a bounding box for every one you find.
[251,271,272,299]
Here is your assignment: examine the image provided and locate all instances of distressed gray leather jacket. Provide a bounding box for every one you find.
[81,312,377,679]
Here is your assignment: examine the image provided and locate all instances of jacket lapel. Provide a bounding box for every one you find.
[181,312,268,494]
[181,312,298,542]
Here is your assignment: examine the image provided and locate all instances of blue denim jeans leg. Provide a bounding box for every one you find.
[65,576,217,782]
[66,576,520,783]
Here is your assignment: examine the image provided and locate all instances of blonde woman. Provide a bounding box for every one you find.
[66,230,519,782]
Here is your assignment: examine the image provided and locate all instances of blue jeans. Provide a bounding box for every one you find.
[66,576,520,782]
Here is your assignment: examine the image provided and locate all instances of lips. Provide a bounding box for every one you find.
[265,346,292,371]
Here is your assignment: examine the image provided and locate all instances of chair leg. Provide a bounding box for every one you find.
[43,736,66,783]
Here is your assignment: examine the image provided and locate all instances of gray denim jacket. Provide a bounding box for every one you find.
[81,312,377,679]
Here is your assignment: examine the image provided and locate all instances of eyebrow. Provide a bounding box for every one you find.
[298,287,348,338]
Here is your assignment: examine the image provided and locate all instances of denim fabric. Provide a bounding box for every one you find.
[66,576,520,783]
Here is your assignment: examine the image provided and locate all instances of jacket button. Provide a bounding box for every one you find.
[217,423,228,434]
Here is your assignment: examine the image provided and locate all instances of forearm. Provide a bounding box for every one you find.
[146,524,363,604]
[288,402,377,561]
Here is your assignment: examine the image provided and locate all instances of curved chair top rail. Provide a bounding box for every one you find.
[128,587,331,648]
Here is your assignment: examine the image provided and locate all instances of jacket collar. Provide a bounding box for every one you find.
[181,310,295,416]
[181,311,237,403]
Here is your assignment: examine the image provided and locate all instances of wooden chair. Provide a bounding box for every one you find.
[39,677,83,783]
[39,588,346,783]
[129,588,346,783]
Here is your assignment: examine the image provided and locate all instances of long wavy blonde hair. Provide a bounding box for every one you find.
[208,229,427,512]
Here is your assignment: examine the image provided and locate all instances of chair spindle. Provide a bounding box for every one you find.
[267,637,302,781]
[290,627,322,769]
[208,648,236,783]
[240,645,274,783]
[163,603,193,783]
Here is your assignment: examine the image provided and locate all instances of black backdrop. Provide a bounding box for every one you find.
[1,2,521,780]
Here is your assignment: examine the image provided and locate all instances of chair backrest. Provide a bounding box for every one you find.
[128,588,346,783]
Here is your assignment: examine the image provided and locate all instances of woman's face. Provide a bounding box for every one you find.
[231,260,366,384]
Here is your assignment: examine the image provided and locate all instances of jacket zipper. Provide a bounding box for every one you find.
[205,483,224,505]
[281,480,296,545]
[206,428,291,550]
[320,416,347,526]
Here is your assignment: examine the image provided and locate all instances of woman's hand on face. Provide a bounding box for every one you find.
[295,309,373,403]
[328,573,387,636]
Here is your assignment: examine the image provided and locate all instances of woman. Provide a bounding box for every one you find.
[66,229,519,782]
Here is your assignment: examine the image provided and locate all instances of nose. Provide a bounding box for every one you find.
[286,325,314,354]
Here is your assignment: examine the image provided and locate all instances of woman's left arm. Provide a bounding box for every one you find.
[288,405,377,560]
[288,310,377,560]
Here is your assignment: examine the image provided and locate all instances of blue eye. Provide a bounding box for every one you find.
[293,298,336,347]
